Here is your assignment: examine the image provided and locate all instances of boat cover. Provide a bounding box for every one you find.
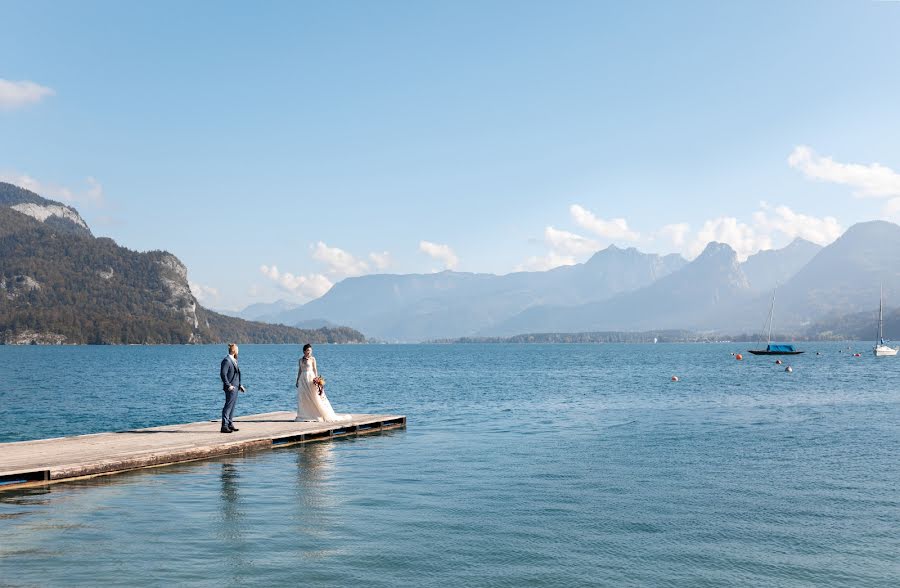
[766,344,796,352]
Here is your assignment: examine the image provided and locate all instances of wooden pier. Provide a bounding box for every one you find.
[0,412,406,491]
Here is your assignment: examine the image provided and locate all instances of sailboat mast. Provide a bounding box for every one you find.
[878,284,884,342]
[767,286,777,345]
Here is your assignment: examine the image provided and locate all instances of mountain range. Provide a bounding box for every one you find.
[243,246,686,341]
[0,182,365,345]
[13,175,891,345]
[246,220,900,342]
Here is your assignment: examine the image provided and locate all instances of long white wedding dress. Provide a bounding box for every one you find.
[296,357,350,423]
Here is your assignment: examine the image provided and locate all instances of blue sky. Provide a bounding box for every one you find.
[3,0,900,310]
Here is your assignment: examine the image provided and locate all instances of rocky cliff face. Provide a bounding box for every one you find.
[10,202,92,235]
[152,252,201,331]
[1,274,42,300]
[0,182,360,344]
[0,182,92,237]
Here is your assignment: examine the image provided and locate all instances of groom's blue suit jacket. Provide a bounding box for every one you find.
[220,356,241,392]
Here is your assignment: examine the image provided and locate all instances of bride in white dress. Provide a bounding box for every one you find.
[295,344,350,423]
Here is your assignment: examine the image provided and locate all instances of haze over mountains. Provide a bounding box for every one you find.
[740,238,823,294]
[243,247,686,341]
[772,221,900,323]
[247,221,900,342]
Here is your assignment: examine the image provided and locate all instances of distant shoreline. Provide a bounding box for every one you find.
[1,330,876,346]
[428,331,863,344]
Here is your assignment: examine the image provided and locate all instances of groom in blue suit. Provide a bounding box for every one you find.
[220,343,245,433]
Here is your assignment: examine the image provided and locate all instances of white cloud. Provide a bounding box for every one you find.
[570,204,639,241]
[789,145,900,199]
[189,282,219,303]
[311,241,369,277]
[515,252,577,272]
[0,79,54,110]
[369,251,391,270]
[419,240,459,270]
[259,265,333,300]
[687,217,771,261]
[752,204,842,246]
[0,171,105,207]
[658,223,690,247]
[675,205,840,261]
[544,226,599,256]
[515,226,598,272]
[255,243,389,304]
[84,176,104,205]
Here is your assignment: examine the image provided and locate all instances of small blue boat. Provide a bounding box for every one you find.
[748,287,804,355]
[748,343,803,356]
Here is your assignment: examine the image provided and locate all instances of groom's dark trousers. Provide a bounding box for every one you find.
[220,356,241,430]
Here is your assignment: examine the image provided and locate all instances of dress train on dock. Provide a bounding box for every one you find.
[296,365,350,423]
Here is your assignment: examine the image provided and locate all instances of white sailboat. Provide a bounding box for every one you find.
[873,285,898,357]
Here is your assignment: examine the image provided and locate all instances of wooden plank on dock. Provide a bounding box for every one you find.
[0,412,406,491]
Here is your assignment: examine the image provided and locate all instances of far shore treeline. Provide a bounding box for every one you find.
[431,330,859,345]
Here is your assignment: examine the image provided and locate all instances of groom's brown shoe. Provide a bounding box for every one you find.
[229,427,239,432]
[220,428,233,433]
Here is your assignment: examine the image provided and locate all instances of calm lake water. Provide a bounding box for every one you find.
[1,343,899,586]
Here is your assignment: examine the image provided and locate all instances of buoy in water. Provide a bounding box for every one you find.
[854,353,861,357]
[671,375,679,382]
[735,353,743,360]
[785,366,793,373]
[775,359,782,365]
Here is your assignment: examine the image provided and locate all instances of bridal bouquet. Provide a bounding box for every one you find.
[312,376,325,395]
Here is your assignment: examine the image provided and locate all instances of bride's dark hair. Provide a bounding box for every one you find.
[302,343,312,354]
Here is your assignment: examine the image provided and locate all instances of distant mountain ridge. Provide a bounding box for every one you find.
[773,221,900,325]
[251,220,900,341]
[236,299,301,321]
[262,245,687,341]
[485,241,753,335]
[741,238,821,293]
[0,183,365,344]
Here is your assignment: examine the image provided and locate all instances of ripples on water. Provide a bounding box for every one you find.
[1,343,899,586]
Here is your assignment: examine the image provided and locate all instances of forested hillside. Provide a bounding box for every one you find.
[0,187,365,345]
